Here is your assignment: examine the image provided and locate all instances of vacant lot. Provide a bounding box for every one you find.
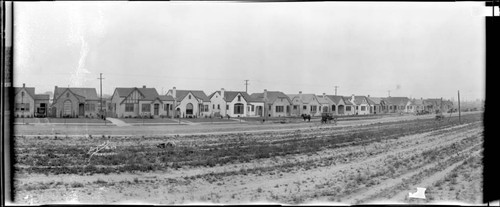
[12,112,483,204]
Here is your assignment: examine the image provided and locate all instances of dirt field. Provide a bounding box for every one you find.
[11,112,483,204]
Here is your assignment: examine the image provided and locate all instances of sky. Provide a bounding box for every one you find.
[13,1,486,101]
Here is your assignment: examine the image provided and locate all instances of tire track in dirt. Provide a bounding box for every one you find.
[170,123,482,203]
[341,142,483,204]
[385,148,483,203]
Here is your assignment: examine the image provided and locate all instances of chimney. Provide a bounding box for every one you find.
[351,94,355,102]
[323,93,326,99]
[143,85,146,88]
[299,91,302,100]
[221,88,225,99]
[264,89,268,101]
[367,95,370,98]
[173,87,177,99]
[23,83,25,88]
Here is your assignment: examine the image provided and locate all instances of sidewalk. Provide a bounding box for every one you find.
[106,118,131,127]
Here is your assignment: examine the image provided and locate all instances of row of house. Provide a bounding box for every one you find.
[12,84,455,118]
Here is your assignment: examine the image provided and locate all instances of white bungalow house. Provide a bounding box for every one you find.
[325,95,346,115]
[208,88,252,118]
[166,87,211,118]
[250,89,292,117]
[342,97,356,115]
[317,93,335,114]
[349,95,371,115]
[110,86,175,118]
[287,92,322,117]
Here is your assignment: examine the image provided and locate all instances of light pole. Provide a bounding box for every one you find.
[21,91,25,124]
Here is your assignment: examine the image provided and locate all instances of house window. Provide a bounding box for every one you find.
[361,106,366,111]
[125,103,134,112]
[188,95,191,99]
[234,103,244,114]
[251,105,254,111]
[218,104,220,110]
[269,105,272,110]
[142,104,150,112]
[213,104,215,109]
[293,105,298,110]
[276,106,284,113]
[226,105,229,110]
[356,106,359,110]
[311,105,317,113]
[204,105,209,112]
[303,105,307,110]
[238,95,241,102]
[66,93,69,98]
[346,106,352,111]
[332,105,336,111]
[164,104,170,111]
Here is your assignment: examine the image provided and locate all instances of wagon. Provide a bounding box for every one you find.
[321,112,337,125]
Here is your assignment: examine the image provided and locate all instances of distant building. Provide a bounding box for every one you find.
[383,97,410,113]
[110,86,174,118]
[208,88,252,117]
[317,93,335,114]
[166,87,211,118]
[347,95,371,115]
[250,90,292,117]
[51,86,99,118]
[287,92,322,116]
[14,83,50,118]
[325,95,347,115]
[366,96,384,114]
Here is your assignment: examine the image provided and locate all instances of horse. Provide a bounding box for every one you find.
[301,114,311,122]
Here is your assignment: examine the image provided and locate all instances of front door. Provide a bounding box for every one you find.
[63,100,72,117]
[79,103,85,116]
[154,104,159,116]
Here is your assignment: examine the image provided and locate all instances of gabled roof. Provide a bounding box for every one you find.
[150,95,175,103]
[170,89,210,102]
[54,87,99,101]
[316,96,333,105]
[342,97,354,105]
[14,87,36,99]
[250,91,292,104]
[384,97,410,105]
[325,95,345,105]
[351,96,369,105]
[286,94,320,104]
[367,97,383,105]
[209,91,252,102]
[115,87,159,101]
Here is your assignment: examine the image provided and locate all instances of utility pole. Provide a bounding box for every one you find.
[334,86,339,96]
[458,90,461,123]
[244,80,249,93]
[97,73,105,116]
